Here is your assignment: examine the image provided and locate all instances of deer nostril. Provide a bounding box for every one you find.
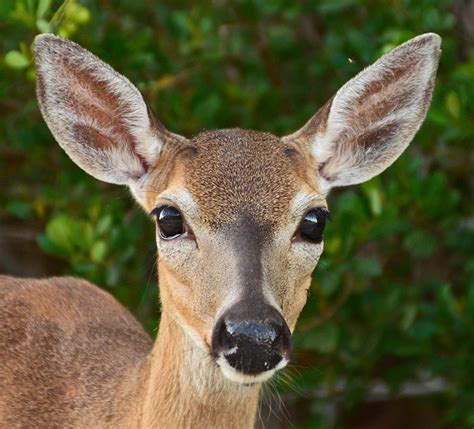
[224,320,279,348]
[216,319,235,351]
[211,305,292,376]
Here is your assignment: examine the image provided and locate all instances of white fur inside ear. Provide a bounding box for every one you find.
[35,34,164,185]
[287,33,441,193]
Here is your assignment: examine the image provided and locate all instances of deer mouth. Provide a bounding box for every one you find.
[215,351,289,384]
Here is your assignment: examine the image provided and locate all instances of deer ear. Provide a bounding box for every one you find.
[35,34,186,190]
[283,33,441,193]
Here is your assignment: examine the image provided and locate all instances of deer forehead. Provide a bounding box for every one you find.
[155,128,322,230]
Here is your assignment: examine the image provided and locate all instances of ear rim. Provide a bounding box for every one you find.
[34,33,188,187]
[283,33,442,192]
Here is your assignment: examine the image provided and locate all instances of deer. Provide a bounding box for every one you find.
[0,33,441,428]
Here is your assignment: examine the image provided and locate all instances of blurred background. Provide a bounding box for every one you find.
[0,0,473,427]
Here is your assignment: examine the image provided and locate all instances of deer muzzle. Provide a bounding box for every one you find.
[211,301,292,382]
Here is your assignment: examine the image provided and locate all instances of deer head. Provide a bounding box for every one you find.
[34,33,441,384]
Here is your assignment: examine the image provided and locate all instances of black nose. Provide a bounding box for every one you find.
[212,303,291,375]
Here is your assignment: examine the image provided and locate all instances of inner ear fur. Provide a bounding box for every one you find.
[34,34,186,187]
[283,33,442,192]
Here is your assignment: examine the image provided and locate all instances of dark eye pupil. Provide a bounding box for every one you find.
[299,208,329,243]
[155,206,184,239]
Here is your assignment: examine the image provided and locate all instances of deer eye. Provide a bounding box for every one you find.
[298,208,330,243]
[152,206,184,240]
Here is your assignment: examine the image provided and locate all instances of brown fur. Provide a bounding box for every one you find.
[185,129,303,228]
[0,276,150,428]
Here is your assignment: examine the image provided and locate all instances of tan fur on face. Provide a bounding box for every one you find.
[185,128,304,228]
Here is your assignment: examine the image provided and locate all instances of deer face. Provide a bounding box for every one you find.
[34,33,441,384]
[140,129,327,382]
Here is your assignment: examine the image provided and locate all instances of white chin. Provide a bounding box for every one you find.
[216,355,288,384]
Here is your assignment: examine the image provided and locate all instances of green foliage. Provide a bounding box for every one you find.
[0,0,473,427]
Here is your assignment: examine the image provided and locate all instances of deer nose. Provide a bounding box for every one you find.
[212,304,292,376]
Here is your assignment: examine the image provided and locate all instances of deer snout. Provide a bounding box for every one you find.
[211,303,291,382]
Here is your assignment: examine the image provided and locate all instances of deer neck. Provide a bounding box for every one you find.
[139,311,261,429]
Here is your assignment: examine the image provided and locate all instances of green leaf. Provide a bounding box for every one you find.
[6,200,31,219]
[401,304,417,330]
[362,178,383,216]
[75,221,94,251]
[90,240,107,263]
[67,3,90,24]
[96,215,113,236]
[46,215,74,253]
[36,17,50,32]
[36,0,51,19]
[445,91,461,119]
[4,50,30,69]
[438,283,456,315]
[37,234,57,254]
